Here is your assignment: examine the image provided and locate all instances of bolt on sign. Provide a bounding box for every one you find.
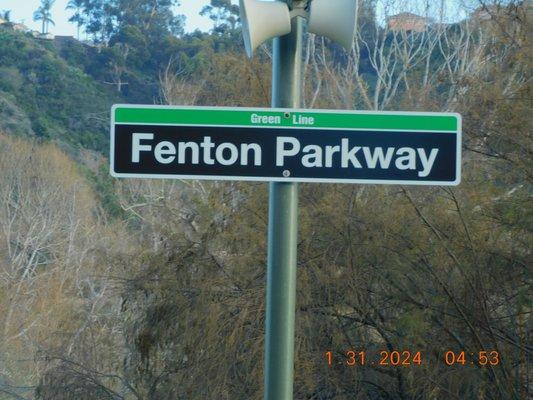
[110,105,461,186]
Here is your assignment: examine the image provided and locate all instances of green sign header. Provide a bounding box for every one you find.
[113,105,459,132]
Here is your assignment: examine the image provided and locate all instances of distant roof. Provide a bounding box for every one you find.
[388,12,431,20]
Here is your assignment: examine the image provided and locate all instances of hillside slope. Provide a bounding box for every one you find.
[0,27,122,152]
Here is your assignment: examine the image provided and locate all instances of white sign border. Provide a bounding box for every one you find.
[110,105,462,186]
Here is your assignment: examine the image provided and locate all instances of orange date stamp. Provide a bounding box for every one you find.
[324,350,500,367]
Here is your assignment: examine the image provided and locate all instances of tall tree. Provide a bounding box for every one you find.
[200,0,240,35]
[112,0,185,38]
[33,0,56,34]
[1,10,11,22]
[80,0,114,42]
[78,0,185,43]
[66,0,85,39]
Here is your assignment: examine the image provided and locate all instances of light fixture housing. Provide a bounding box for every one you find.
[239,0,292,58]
[308,0,357,51]
[239,0,358,58]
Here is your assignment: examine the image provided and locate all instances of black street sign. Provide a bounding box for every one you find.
[111,106,462,186]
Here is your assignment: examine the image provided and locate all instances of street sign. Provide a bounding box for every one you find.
[111,105,461,186]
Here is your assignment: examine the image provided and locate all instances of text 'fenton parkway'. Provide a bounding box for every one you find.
[131,133,439,177]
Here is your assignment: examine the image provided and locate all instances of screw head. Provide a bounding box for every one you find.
[283,170,291,177]
[284,112,291,119]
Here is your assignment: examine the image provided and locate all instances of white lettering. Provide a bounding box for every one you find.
[154,141,176,164]
[216,143,239,166]
[325,145,340,168]
[178,142,199,164]
[302,145,323,168]
[251,113,281,125]
[341,139,362,168]
[417,148,439,177]
[363,147,395,169]
[395,147,416,170]
[131,133,153,163]
[276,137,301,166]
[292,115,315,125]
[200,136,215,165]
[241,143,262,166]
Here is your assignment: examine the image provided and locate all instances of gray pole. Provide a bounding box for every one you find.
[264,4,304,400]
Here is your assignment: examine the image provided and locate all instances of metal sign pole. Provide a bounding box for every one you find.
[264,4,304,400]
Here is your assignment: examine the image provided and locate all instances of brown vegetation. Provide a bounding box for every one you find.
[0,1,531,399]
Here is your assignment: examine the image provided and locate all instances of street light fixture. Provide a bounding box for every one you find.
[240,0,292,58]
[240,0,358,57]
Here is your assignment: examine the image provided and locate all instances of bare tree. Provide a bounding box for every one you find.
[159,57,204,106]
[0,134,133,398]
[305,0,489,111]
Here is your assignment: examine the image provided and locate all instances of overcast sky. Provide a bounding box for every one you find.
[1,1,471,36]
